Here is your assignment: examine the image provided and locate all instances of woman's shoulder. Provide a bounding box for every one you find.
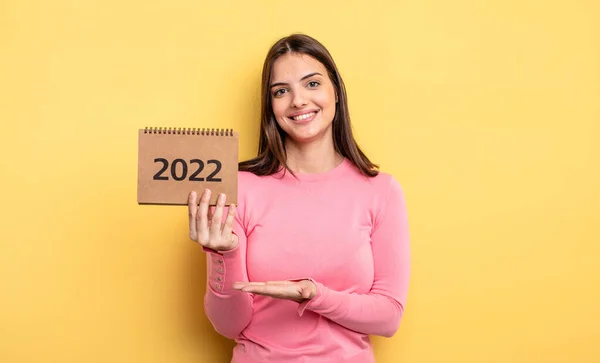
[238,169,261,182]
[346,162,402,191]
[353,168,406,207]
[370,170,402,189]
[236,170,276,195]
[237,169,279,184]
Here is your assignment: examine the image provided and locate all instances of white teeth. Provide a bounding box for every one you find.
[292,112,315,121]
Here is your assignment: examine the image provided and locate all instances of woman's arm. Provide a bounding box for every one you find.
[203,223,254,339]
[297,177,410,337]
[189,189,253,339]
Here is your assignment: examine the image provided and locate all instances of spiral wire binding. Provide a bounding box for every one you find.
[144,127,234,136]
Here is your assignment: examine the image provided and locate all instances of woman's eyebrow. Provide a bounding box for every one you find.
[270,72,323,89]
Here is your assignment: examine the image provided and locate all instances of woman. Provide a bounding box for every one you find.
[188,33,410,363]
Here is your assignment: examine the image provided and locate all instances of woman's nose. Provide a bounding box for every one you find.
[290,89,308,108]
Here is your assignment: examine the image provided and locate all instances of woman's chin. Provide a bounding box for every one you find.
[288,131,327,144]
[282,121,334,145]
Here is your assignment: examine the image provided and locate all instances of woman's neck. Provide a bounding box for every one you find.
[284,137,344,174]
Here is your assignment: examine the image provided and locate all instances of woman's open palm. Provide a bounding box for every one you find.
[233,280,317,303]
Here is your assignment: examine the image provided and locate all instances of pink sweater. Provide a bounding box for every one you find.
[203,158,411,363]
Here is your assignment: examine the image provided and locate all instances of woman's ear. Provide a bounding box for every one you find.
[335,93,339,103]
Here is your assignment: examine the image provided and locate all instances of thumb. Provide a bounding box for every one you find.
[301,285,314,299]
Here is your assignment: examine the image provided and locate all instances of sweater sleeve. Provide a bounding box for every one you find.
[297,176,411,338]
[203,201,254,339]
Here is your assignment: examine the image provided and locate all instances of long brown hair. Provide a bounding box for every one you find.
[239,33,379,177]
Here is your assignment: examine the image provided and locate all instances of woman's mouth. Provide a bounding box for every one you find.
[289,111,318,123]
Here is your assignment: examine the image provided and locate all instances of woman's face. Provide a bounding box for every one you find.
[269,53,337,144]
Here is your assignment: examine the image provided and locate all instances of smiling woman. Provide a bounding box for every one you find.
[239,33,379,177]
[187,34,411,363]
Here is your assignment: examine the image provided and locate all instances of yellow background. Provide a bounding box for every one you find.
[1,0,599,362]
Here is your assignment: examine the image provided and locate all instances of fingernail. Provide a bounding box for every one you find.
[219,193,225,202]
[204,189,211,196]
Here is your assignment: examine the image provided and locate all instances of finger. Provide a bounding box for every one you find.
[197,189,211,240]
[263,287,302,302]
[241,284,299,298]
[266,280,294,286]
[210,193,225,237]
[241,284,281,295]
[188,191,198,240]
[232,282,246,290]
[221,204,237,237]
[235,281,291,288]
[234,282,266,289]
[301,286,312,299]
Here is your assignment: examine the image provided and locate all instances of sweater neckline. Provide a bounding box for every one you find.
[276,158,352,182]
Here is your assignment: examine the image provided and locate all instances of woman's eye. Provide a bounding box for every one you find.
[273,88,287,97]
[307,81,320,88]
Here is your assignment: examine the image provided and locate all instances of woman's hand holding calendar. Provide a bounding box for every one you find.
[188,189,238,252]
